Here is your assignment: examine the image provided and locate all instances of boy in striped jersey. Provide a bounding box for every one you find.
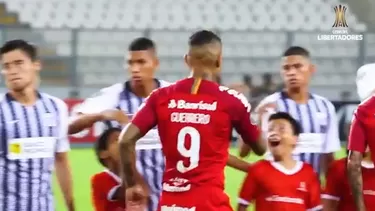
[0,40,74,211]
[239,46,340,175]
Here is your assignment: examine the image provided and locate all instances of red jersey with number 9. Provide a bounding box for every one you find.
[132,78,260,191]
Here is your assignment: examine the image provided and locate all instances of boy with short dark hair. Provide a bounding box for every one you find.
[91,128,125,211]
[238,112,322,211]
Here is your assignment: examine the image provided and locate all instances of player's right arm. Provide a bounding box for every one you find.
[237,166,258,211]
[68,85,128,134]
[227,88,266,156]
[238,98,276,158]
[119,90,158,189]
[347,108,367,211]
[322,161,343,211]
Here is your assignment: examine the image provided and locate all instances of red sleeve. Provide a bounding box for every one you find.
[348,109,367,153]
[238,167,258,206]
[131,90,158,135]
[322,161,342,201]
[230,93,260,144]
[306,167,323,210]
[91,173,120,211]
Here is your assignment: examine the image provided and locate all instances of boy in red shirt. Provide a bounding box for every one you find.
[323,148,375,211]
[91,128,126,211]
[238,112,322,211]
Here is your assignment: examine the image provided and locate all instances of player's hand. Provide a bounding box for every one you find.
[100,109,129,125]
[125,184,148,211]
[257,102,277,116]
[256,102,277,126]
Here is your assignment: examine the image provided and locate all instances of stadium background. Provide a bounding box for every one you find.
[0,0,374,210]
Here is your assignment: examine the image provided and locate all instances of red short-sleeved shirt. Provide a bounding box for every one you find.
[132,78,260,191]
[91,170,125,211]
[348,96,375,163]
[238,160,322,211]
[323,158,375,211]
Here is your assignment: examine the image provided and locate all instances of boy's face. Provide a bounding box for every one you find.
[267,118,297,159]
[100,131,121,164]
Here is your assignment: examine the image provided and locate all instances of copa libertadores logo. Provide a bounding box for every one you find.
[317,5,363,41]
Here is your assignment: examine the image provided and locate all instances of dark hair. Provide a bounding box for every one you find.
[94,128,121,166]
[282,46,310,58]
[0,39,38,61]
[128,37,155,51]
[243,74,252,84]
[189,30,221,46]
[269,112,301,136]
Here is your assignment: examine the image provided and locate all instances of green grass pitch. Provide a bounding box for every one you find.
[53,148,346,211]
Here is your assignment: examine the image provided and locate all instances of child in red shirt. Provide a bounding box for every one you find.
[91,128,125,211]
[238,112,322,211]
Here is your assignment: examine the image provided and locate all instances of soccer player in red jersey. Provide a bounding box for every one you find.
[238,112,322,211]
[323,148,375,211]
[118,30,266,211]
[91,128,126,211]
[347,63,375,211]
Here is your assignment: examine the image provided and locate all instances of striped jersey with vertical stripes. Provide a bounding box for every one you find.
[258,91,341,174]
[0,92,70,211]
[76,79,169,211]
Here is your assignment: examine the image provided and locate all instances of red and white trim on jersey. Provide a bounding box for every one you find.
[306,205,323,211]
[322,161,374,201]
[238,198,250,206]
[103,169,122,201]
[269,161,304,175]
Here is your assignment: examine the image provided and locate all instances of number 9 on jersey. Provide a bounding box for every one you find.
[176,126,201,173]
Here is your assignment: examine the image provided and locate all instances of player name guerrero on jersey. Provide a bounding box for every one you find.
[167,85,250,126]
[168,99,217,125]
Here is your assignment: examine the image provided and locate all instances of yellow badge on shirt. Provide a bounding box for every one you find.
[9,143,21,154]
[7,137,57,160]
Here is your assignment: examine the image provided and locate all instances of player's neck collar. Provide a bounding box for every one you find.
[125,78,161,95]
[270,160,304,175]
[103,169,121,183]
[280,90,313,100]
[5,91,42,102]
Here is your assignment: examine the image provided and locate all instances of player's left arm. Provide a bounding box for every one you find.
[322,161,342,211]
[54,100,75,211]
[347,109,367,211]
[320,101,341,175]
[237,167,257,211]
[119,90,158,188]
[307,169,323,211]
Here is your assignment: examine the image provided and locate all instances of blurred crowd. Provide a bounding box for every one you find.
[226,73,354,109]
[227,73,282,109]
